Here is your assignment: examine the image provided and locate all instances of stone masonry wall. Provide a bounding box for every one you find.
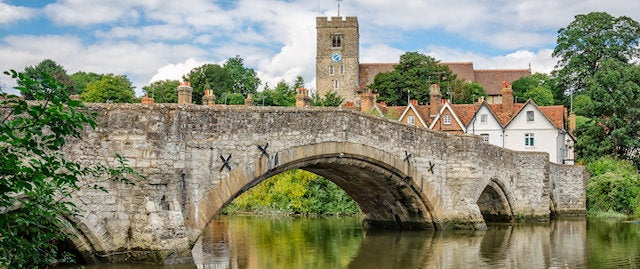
[549,163,587,216]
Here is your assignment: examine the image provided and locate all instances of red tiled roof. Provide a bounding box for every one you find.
[450,103,480,126]
[486,103,525,126]
[474,69,531,96]
[538,105,567,129]
[442,62,476,81]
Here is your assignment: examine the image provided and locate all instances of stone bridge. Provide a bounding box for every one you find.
[61,103,586,264]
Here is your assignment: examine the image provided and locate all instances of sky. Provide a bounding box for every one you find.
[0,0,639,96]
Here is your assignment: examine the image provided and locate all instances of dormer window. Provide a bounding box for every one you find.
[332,35,342,48]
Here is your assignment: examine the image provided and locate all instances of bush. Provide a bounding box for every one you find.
[586,157,640,215]
[222,170,359,215]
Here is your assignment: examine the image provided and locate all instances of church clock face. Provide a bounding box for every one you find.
[331,52,342,62]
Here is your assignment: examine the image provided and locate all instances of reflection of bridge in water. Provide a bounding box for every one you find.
[61,104,586,263]
[194,217,588,268]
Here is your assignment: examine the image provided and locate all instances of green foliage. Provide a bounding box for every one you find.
[142,80,179,103]
[572,94,593,116]
[254,80,296,106]
[69,71,104,95]
[22,59,73,98]
[222,170,359,215]
[81,74,136,103]
[586,157,640,215]
[449,80,487,104]
[575,58,640,168]
[368,52,457,106]
[553,12,640,93]
[0,70,139,267]
[183,56,260,104]
[312,91,344,107]
[523,86,555,106]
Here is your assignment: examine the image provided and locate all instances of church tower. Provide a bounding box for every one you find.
[316,16,359,104]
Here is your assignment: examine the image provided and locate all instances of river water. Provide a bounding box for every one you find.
[66,216,640,269]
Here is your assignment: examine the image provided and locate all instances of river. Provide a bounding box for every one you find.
[63,216,640,269]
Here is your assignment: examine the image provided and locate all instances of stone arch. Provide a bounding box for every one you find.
[187,142,443,242]
[475,178,515,222]
[57,211,116,264]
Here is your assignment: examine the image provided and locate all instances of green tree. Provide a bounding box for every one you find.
[368,52,457,106]
[572,94,594,116]
[575,58,640,167]
[293,76,305,89]
[523,86,555,106]
[21,59,73,99]
[224,56,260,96]
[81,74,136,103]
[312,91,344,107]
[69,71,104,95]
[585,156,640,215]
[553,12,640,93]
[0,70,137,267]
[449,80,486,104]
[142,80,180,103]
[184,56,261,104]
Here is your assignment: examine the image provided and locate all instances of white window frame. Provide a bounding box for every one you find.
[525,133,535,147]
[407,115,415,125]
[340,65,345,75]
[526,111,534,122]
[329,65,334,75]
[443,114,452,125]
[480,114,487,124]
[333,80,339,89]
[481,134,489,143]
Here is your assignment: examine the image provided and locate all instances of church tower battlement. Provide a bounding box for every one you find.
[316,16,360,104]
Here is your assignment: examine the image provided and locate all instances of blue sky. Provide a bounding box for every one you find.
[1,0,639,95]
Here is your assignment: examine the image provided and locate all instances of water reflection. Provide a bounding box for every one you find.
[192,217,640,269]
[60,217,640,268]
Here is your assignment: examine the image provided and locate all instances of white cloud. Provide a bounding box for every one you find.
[149,57,206,83]
[0,2,36,24]
[426,46,556,74]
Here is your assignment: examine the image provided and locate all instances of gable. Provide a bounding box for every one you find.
[429,102,466,133]
[398,104,428,127]
[506,102,558,130]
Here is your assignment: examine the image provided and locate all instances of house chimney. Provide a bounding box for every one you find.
[409,99,418,106]
[202,89,216,105]
[141,94,154,104]
[569,111,576,133]
[244,94,254,106]
[500,81,514,114]
[378,101,387,107]
[429,84,442,117]
[295,88,311,107]
[360,89,376,113]
[177,81,193,105]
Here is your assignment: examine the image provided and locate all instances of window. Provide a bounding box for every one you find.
[443,114,452,125]
[407,115,415,125]
[526,111,534,122]
[339,65,345,75]
[480,114,488,124]
[481,134,489,143]
[329,65,334,75]
[333,80,339,89]
[525,133,535,146]
[332,35,342,47]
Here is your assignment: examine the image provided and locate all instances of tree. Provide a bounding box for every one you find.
[0,70,137,267]
[183,56,261,104]
[69,71,104,95]
[293,76,305,89]
[448,80,486,104]
[368,52,457,106]
[553,12,640,93]
[21,59,73,99]
[523,86,555,106]
[312,91,343,107]
[142,80,180,103]
[81,74,136,103]
[575,58,640,167]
